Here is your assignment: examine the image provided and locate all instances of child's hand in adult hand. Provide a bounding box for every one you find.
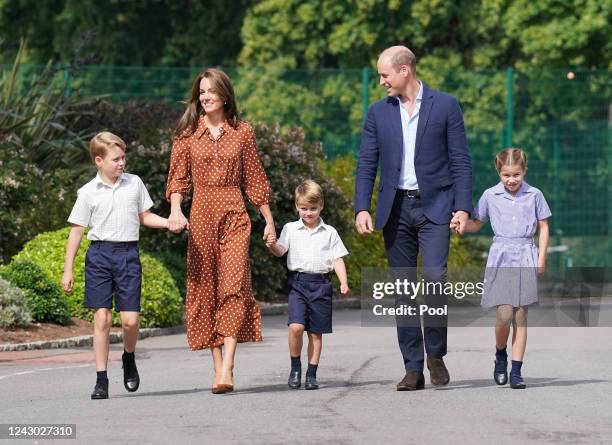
[263,223,276,244]
[168,210,188,233]
[340,283,350,298]
[61,271,74,293]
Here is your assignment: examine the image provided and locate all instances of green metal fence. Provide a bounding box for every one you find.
[4,64,611,265]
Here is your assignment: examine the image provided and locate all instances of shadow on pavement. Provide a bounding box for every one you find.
[231,379,396,394]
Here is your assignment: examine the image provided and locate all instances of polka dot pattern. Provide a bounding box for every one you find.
[166,117,270,350]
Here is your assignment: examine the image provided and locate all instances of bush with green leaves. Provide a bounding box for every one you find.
[12,227,183,327]
[0,41,90,263]
[0,260,71,325]
[0,277,32,328]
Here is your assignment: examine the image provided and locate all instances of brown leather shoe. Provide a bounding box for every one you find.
[426,357,450,386]
[396,371,425,391]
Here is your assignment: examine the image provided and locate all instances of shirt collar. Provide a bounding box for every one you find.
[95,172,126,189]
[493,181,533,197]
[196,115,230,140]
[397,80,423,104]
[297,217,326,232]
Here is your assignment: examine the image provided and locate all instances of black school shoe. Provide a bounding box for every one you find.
[494,359,508,385]
[510,373,527,389]
[122,352,140,392]
[91,380,109,400]
[288,370,301,389]
[305,375,319,390]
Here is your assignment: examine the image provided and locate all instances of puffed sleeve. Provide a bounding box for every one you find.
[165,136,191,201]
[535,190,552,220]
[474,191,489,223]
[241,123,270,206]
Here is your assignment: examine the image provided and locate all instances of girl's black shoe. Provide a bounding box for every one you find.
[510,373,526,389]
[91,380,109,399]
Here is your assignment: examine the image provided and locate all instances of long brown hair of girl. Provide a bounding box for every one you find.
[174,68,241,138]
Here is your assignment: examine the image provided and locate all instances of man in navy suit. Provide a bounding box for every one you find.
[354,46,473,390]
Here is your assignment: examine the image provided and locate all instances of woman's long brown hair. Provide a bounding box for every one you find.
[174,68,240,138]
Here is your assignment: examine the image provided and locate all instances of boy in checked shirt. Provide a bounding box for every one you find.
[267,180,349,390]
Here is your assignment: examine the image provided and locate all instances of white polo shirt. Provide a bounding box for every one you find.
[68,172,154,241]
[276,218,349,273]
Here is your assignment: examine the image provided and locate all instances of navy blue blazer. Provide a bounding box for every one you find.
[354,84,473,229]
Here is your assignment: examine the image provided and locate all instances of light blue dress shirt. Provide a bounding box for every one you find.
[397,80,423,190]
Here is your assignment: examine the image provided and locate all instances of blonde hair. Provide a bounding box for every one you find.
[295,179,324,206]
[89,131,126,162]
[174,67,241,138]
[494,147,527,173]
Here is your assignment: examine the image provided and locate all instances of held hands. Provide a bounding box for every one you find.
[168,210,189,234]
[450,211,469,235]
[263,223,277,247]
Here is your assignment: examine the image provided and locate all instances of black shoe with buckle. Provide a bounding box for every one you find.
[91,380,109,400]
[122,352,140,392]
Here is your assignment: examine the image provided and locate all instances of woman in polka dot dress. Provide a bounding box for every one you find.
[166,68,276,394]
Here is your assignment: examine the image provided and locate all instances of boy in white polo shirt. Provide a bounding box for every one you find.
[61,131,169,400]
[267,179,349,390]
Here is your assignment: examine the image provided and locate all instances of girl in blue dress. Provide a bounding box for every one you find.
[451,148,551,389]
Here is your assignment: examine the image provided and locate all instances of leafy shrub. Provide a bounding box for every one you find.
[0,260,71,325]
[0,277,32,328]
[0,41,90,263]
[12,227,183,327]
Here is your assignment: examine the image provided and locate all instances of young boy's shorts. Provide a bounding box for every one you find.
[84,241,142,312]
[287,272,333,334]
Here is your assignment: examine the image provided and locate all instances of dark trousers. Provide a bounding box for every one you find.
[383,192,449,373]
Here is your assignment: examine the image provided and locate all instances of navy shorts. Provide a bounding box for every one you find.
[84,241,142,312]
[287,272,333,334]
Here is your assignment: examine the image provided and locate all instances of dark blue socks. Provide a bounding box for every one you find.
[306,363,318,379]
[511,360,522,378]
[290,356,301,372]
[96,370,108,383]
[495,347,508,372]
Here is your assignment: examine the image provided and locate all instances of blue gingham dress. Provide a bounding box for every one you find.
[475,182,552,307]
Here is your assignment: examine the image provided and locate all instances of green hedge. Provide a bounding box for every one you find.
[0,260,71,325]
[12,227,183,328]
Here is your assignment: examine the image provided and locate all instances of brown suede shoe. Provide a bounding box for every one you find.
[396,371,425,391]
[426,357,450,386]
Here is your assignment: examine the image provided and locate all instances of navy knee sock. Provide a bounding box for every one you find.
[290,356,301,372]
[511,360,523,377]
[96,370,108,384]
[495,346,508,362]
[306,363,318,378]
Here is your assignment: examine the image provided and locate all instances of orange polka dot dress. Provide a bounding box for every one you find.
[166,117,269,350]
